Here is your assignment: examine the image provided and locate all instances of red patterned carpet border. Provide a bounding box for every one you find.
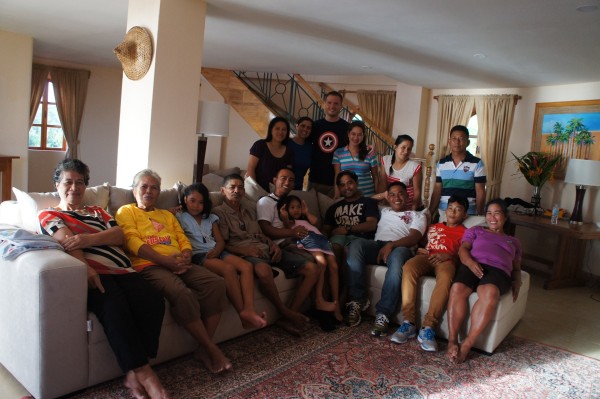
[65,320,600,399]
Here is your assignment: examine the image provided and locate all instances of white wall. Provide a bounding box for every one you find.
[27,59,123,191]
[0,30,32,196]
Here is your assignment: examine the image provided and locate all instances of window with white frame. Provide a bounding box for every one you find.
[29,79,66,151]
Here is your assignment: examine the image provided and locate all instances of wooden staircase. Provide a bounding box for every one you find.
[202,67,270,139]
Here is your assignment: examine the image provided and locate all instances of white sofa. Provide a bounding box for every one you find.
[0,176,529,398]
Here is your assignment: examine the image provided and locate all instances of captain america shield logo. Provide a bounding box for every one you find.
[318,132,338,153]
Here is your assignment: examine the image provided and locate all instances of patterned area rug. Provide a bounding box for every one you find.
[66,320,600,399]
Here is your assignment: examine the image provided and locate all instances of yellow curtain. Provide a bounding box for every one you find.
[475,95,518,200]
[435,95,475,158]
[30,64,50,126]
[50,67,91,159]
[356,90,396,136]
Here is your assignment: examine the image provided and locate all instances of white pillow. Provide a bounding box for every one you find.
[13,184,110,232]
[463,215,486,228]
[244,176,269,202]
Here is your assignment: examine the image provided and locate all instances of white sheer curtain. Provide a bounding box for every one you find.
[435,95,475,157]
[475,95,518,200]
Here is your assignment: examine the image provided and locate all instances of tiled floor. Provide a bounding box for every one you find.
[1,273,599,398]
[512,272,600,360]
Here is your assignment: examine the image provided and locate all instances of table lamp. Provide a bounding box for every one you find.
[563,158,600,224]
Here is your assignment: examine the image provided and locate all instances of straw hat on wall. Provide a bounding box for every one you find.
[114,26,153,80]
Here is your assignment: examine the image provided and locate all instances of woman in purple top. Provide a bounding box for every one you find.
[446,198,523,364]
[246,117,294,192]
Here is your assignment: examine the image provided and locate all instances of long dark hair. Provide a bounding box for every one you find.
[265,116,290,144]
[389,135,414,175]
[181,182,212,218]
[348,121,368,161]
[276,195,304,222]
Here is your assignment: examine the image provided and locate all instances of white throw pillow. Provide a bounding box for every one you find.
[13,184,110,232]
[244,176,269,202]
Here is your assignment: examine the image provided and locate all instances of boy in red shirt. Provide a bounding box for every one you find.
[391,195,468,352]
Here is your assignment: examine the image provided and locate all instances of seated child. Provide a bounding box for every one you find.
[176,183,267,330]
[277,195,342,322]
[390,194,468,352]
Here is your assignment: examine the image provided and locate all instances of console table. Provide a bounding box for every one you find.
[0,156,19,202]
[508,212,600,289]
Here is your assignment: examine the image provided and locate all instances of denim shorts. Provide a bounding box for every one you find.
[192,250,231,266]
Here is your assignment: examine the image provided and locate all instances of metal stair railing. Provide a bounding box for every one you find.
[233,71,393,156]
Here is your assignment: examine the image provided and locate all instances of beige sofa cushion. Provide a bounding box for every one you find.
[12,184,110,232]
[107,184,181,215]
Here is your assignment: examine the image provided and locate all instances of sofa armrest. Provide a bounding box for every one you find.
[0,201,22,227]
[0,247,89,399]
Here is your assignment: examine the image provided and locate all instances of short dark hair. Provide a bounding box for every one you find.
[181,182,212,217]
[265,116,290,144]
[296,116,313,126]
[222,173,244,187]
[275,166,295,178]
[336,170,358,186]
[447,195,469,213]
[387,181,407,192]
[325,90,343,102]
[53,159,90,186]
[450,125,469,139]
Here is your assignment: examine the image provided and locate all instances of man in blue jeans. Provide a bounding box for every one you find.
[345,182,427,336]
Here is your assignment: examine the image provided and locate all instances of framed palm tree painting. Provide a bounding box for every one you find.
[532,99,600,177]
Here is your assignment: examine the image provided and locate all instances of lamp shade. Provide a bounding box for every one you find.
[564,159,600,187]
[196,101,230,137]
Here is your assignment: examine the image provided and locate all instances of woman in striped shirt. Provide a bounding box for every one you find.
[38,159,169,399]
[332,121,379,197]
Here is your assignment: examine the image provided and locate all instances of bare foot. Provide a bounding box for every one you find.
[240,309,268,329]
[276,319,303,337]
[282,308,310,328]
[131,366,171,399]
[195,346,233,374]
[124,371,149,399]
[447,342,459,364]
[456,342,472,364]
[334,308,343,322]
[315,298,337,313]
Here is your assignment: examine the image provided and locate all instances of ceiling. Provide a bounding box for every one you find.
[1,0,600,89]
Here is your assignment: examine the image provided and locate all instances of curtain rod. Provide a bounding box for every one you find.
[433,94,522,100]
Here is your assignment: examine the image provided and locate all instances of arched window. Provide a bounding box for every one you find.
[466,114,479,155]
[29,78,66,151]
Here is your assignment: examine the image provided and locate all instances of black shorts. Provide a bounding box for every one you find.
[453,263,512,295]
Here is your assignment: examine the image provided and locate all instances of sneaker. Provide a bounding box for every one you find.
[390,321,417,344]
[345,299,370,327]
[418,327,438,352]
[371,313,390,337]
